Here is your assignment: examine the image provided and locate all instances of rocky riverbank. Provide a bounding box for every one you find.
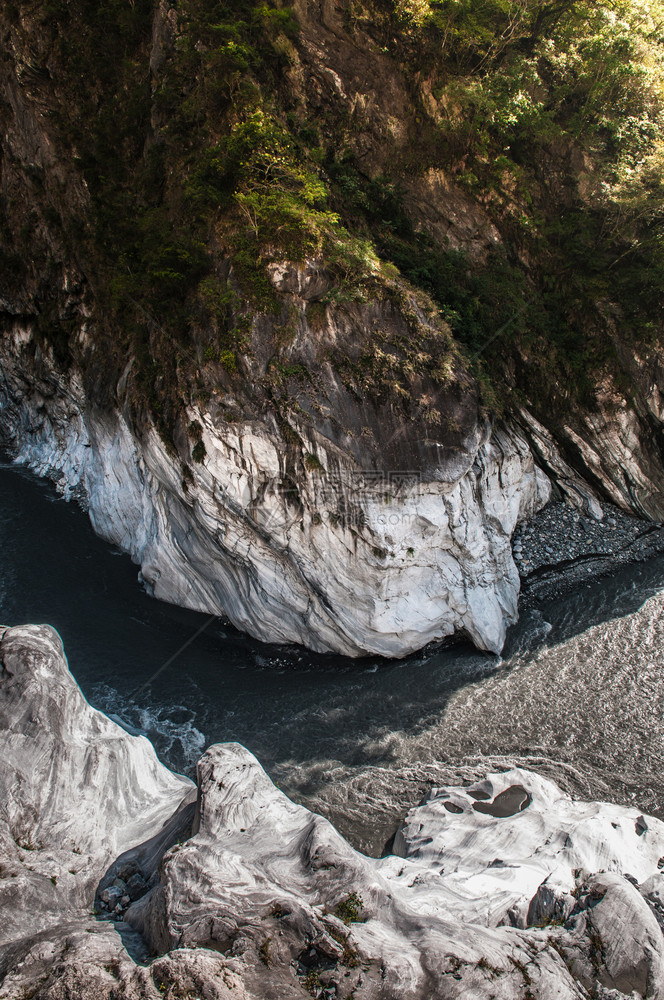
[3,622,664,999]
[513,499,664,601]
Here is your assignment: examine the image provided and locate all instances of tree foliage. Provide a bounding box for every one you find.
[6,0,664,422]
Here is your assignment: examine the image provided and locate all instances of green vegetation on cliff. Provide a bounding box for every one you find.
[2,0,664,433]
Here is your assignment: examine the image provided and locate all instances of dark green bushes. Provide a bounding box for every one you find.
[7,0,664,431]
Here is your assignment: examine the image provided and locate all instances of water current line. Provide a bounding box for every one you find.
[129,613,219,699]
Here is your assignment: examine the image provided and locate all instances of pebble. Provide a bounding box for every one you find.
[97,867,151,925]
[512,499,664,595]
[100,886,123,906]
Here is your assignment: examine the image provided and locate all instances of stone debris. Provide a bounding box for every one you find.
[513,499,664,598]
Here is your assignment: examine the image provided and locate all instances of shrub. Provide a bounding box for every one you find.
[219,349,238,373]
[334,892,364,924]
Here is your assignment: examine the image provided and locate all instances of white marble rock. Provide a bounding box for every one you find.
[0,328,551,657]
[2,624,664,998]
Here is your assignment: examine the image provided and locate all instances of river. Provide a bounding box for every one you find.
[2,455,664,855]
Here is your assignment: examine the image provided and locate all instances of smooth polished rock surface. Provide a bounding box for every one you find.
[0,623,194,955]
[2,625,664,999]
[392,768,664,929]
[127,743,664,999]
[0,624,192,860]
[0,330,551,656]
[558,872,664,997]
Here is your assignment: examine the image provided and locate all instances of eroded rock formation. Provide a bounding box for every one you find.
[0,332,551,656]
[2,623,664,999]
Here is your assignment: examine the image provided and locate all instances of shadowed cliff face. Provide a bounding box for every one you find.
[0,0,482,467]
[0,325,549,655]
[0,0,485,480]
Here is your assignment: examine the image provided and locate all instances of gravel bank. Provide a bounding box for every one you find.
[514,500,664,601]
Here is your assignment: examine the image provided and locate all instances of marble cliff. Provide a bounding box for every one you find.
[2,1,664,657]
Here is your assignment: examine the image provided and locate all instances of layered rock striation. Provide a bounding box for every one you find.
[3,1,664,659]
[0,329,551,656]
[3,624,664,999]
